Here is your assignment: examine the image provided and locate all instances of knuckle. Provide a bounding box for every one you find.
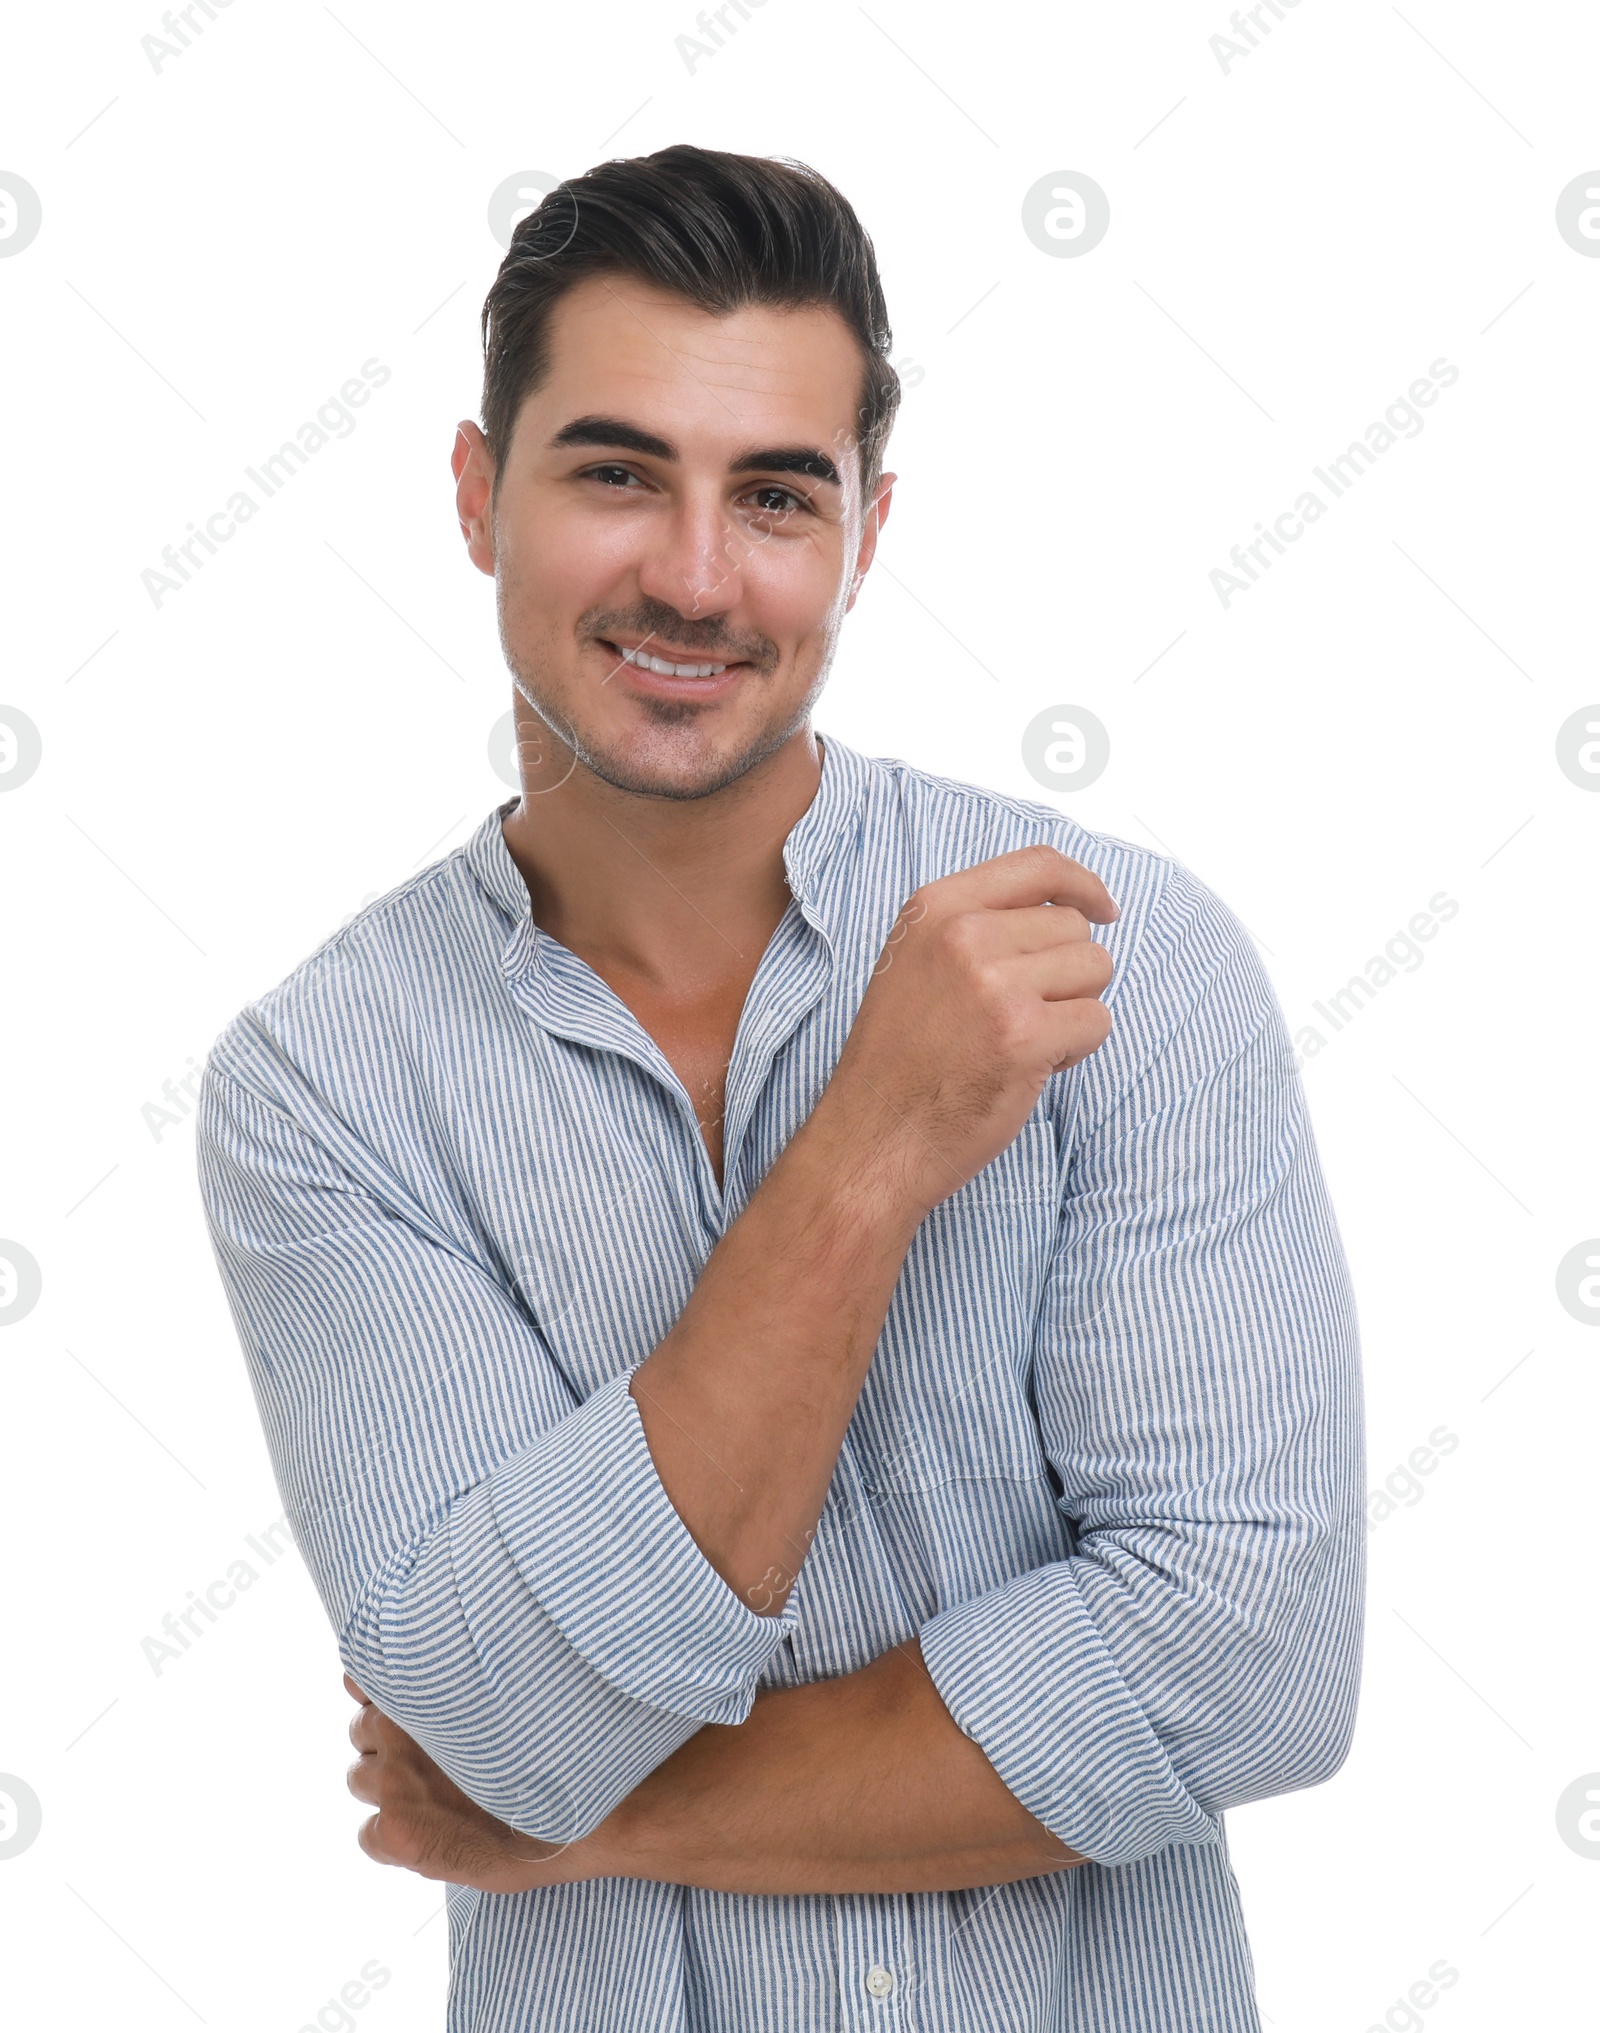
[939,912,983,963]
[969,957,1010,1010]
[988,996,1032,1056]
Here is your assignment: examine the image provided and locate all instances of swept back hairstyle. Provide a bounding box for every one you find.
[479,144,900,507]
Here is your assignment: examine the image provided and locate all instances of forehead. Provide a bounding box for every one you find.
[525,272,865,466]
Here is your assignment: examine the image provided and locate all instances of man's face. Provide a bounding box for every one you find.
[453,272,894,800]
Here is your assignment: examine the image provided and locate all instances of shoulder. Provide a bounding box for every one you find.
[848,741,1246,962]
[845,745,1277,1097]
[199,825,500,1100]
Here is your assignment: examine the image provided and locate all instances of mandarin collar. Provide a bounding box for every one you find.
[462,730,871,969]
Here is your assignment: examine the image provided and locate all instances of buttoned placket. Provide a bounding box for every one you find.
[834,1893,917,2031]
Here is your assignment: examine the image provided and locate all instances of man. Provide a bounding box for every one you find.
[196,144,1365,2031]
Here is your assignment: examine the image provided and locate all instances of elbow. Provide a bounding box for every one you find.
[1295,1675,1360,1790]
[1188,1686,1358,1819]
[1178,1533,1366,1815]
[1219,1501,1367,1809]
[1255,1683,1358,1802]
[1191,1609,1364,1815]
[334,1623,696,1849]
[345,1644,602,1841]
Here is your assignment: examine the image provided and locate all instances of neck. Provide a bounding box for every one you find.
[501,721,825,992]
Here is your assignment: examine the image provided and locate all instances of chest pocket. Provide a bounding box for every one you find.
[846,1105,1063,1498]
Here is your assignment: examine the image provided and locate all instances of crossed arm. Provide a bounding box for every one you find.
[344,1096,1088,1897]
[346,1638,1084,1897]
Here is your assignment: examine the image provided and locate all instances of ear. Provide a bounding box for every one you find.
[452,422,497,578]
[844,472,896,613]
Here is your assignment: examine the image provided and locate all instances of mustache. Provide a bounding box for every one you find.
[581,603,776,669]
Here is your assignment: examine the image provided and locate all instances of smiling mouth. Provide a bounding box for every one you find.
[599,638,749,680]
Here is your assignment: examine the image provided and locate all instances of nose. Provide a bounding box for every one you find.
[636,483,746,623]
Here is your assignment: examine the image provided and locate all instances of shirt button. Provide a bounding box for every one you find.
[865,1965,895,1998]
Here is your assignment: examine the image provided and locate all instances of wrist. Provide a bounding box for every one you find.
[482,1811,636,1893]
[779,1092,929,1247]
[577,1772,664,1886]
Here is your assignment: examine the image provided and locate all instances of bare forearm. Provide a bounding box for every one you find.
[627,849,1119,1621]
[345,1646,1086,1898]
[585,1641,1086,1896]
[628,1099,922,1614]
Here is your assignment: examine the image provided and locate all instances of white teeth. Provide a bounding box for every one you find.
[615,644,729,679]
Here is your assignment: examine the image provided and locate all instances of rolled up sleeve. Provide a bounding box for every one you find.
[917,860,1367,1867]
[195,1052,794,1844]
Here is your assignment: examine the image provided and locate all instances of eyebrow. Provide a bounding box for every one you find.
[548,414,841,487]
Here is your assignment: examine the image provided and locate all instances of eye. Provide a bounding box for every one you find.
[583,463,645,489]
[745,484,806,515]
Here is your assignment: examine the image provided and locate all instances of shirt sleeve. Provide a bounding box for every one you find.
[916,858,1367,1868]
[194,1048,796,1845]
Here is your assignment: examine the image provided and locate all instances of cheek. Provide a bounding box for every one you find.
[743,529,848,639]
[506,505,641,614]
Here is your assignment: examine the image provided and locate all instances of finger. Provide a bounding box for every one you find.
[1006,938,1116,1005]
[356,1811,401,1869]
[927,845,1119,924]
[347,1753,380,1806]
[1039,994,1115,1071]
[343,1673,369,1704]
[955,901,1094,960]
[349,1704,381,1753]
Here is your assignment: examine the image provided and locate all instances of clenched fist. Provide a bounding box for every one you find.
[816,843,1119,1220]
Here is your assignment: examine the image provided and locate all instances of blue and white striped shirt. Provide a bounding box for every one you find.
[195,730,1365,2032]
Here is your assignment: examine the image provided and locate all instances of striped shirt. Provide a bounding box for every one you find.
[195,730,1365,2032]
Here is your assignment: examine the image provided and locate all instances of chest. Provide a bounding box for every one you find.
[612,991,741,1189]
[409,911,1073,1579]
[569,946,764,1196]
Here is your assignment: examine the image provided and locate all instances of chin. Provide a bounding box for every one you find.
[578,711,798,803]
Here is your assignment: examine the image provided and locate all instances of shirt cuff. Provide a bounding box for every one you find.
[487,1368,796,1723]
[919,1563,1222,1867]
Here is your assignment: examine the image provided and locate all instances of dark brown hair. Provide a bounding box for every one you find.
[479,144,900,504]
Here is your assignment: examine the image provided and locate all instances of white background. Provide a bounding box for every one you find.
[2,1,1597,2027]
